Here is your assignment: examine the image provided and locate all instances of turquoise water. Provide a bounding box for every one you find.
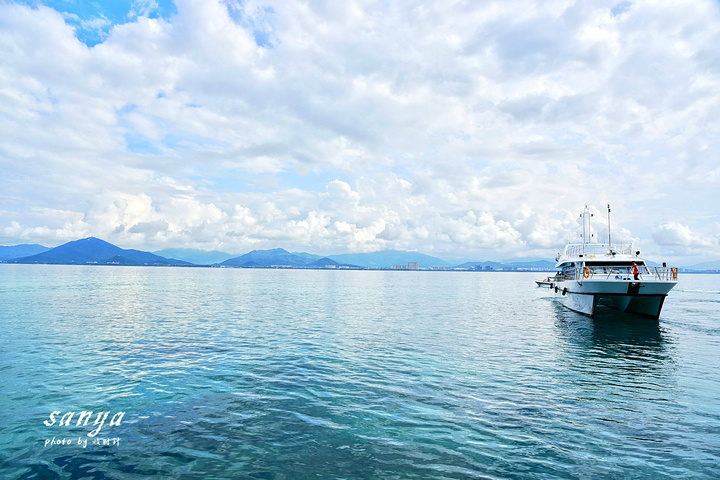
[0,265,718,479]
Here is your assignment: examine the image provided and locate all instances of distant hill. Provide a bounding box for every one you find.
[505,259,556,269]
[328,250,450,268]
[219,248,323,267]
[457,259,555,270]
[154,248,235,265]
[0,244,49,261]
[307,257,346,268]
[288,251,325,265]
[686,260,720,271]
[11,237,191,266]
[456,261,506,269]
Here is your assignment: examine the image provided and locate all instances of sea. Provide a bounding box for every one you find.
[0,264,718,479]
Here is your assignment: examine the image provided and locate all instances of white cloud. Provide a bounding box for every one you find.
[1,0,720,264]
[652,222,718,249]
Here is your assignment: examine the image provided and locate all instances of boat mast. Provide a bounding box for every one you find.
[580,205,592,256]
[607,204,611,246]
[582,206,594,240]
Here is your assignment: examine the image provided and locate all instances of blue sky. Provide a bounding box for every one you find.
[1,0,719,264]
[16,0,177,45]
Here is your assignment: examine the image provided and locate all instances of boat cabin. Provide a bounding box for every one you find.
[555,260,648,280]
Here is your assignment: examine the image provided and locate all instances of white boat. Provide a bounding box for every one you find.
[552,206,678,319]
[535,276,556,287]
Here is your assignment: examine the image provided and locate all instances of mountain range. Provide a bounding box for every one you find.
[219,248,336,268]
[328,250,451,268]
[687,259,720,271]
[0,238,447,268]
[1,237,718,271]
[0,238,479,268]
[7,237,191,266]
[456,259,557,270]
[0,243,49,261]
[153,248,235,265]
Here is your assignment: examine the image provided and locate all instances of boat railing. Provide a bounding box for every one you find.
[562,243,634,259]
[561,265,678,282]
[648,266,678,281]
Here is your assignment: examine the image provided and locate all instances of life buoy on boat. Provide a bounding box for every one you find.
[672,267,677,280]
[583,267,590,279]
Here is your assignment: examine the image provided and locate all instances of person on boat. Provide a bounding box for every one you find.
[632,262,639,280]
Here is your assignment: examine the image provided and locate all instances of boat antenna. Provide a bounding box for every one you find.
[607,204,611,246]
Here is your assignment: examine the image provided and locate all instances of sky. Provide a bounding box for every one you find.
[1,0,719,264]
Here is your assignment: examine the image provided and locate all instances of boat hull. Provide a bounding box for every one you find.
[553,278,676,319]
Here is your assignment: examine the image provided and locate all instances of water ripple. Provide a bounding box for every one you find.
[1,267,719,479]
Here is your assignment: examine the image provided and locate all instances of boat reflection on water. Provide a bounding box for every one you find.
[551,304,680,400]
[552,302,673,365]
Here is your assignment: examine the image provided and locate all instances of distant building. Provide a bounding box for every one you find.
[392,262,419,270]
